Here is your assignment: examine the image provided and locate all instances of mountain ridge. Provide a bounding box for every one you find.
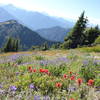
[37,26,70,42]
[0,20,56,50]
[1,4,74,30]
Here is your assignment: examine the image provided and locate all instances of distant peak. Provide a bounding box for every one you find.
[3,4,15,7]
[0,20,17,25]
[8,20,17,23]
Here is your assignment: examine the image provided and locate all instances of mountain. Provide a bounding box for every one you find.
[0,7,15,22]
[0,20,56,50]
[2,4,74,30]
[37,26,70,42]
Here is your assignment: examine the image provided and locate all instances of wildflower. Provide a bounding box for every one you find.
[70,75,75,80]
[43,96,50,100]
[83,60,89,65]
[77,78,83,86]
[0,85,2,88]
[47,72,51,75]
[29,84,34,89]
[40,68,44,73]
[69,71,73,75]
[10,86,17,91]
[28,66,32,70]
[44,69,48,73]
[63,74,68,79]
[28,66,33,72]
[16,72,19,75]
[68,86,76,92]
[34,95,41,100]
[33,69,37,72]
[55,82,62,88]
[87,79,94,86]
[70,98,75,100]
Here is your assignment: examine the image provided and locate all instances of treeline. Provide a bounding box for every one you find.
[61,11,100,49]
[31,11,100,50]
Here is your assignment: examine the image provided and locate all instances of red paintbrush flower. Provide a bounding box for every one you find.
[69,71,73,75]
[33,69,36,72]
[39,68,45,73]
[87,79,94,86]
[55,82,62,88]
[70,75,75,80]
[28,66,33,72]
[77,78,83,86]
[44,69,48,73]
[28,66,32,70]
[63,74,68,79]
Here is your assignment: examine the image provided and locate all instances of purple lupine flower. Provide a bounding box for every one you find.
[10,86,17,91]
[68,86,76,92]
[93,60,100,65]
[34,95,41,100]
[0,85,2,88]
[43,96,50,100]
[0,90,5,95]
[82,60,89,65]
[29,84,34,89]
[16,72,19,75]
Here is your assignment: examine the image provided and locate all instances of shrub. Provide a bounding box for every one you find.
[80,60,99,82]
[35,56,45,60]
[94,36,100,44]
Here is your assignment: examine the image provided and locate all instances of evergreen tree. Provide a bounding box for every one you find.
[3,37,20,52]
[15,39,19,52]
[41,42,48,51]
[51,43,61,49]
[63,11,88,48]
[3,37,13,52]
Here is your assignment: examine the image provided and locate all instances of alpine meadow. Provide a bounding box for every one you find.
[0,0,100,100]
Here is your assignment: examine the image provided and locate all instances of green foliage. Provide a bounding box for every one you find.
[80,60,99,82]
[79,45,100,52]
[84,26,100,45]
[35,55,45,60]
[15,57,23,64]
[3,37,20,52]
[31,46,40,50]
[41,42,49,51]
[61,40,72,49]
[51,43,61,49]
[94,36,100,44]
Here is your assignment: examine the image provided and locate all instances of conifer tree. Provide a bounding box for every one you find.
[63,11,88,48]
[15,39,19,52]
[41,42,48,51]
[3,37,20,52]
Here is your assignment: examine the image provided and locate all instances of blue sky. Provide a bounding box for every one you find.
[0,0,100,24]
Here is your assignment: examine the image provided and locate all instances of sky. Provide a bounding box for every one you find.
[0,0,100,25]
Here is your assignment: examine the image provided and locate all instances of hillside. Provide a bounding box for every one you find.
[0,20,56,50]
[37,26,70,42]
